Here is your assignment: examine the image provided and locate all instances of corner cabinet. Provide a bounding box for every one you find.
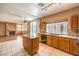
[68,15,78,30]
[70,39,79,55]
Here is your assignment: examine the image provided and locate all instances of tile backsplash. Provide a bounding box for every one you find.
[68,29,79,37]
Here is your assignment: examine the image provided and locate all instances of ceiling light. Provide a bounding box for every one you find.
[24,16,35,21]
[41,3,61,11]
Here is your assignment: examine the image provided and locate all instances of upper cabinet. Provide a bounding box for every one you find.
[68,15,78,30]
[40,22,46,33]
[78,16,79,29]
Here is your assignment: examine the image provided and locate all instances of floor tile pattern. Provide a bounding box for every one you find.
[0,36,73,56]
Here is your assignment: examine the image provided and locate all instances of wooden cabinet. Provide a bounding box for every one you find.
[23,36,39,55]
[78,16,79,29]
[51,36,59,48]
[0,22,6,36]
[70,39,79,55]
[40,33,79,55]
[47,35,52,46]
[68,15,78,30]
[59,37,70,52]
[40,22,46,33]
[39,34,41,42]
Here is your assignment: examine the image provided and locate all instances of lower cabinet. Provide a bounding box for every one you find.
[23,36,39,55]
[70,39,79,55]
[47,35,52,46]
[46,34,79,55]
[51,36,58,48]
[39,34,41,42]
[59,37,70,52]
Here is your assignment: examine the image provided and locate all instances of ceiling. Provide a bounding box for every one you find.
[0,3,79,23]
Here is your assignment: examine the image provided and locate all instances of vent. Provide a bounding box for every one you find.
[38,3,46,7]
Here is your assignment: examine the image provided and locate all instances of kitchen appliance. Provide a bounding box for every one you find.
[41,34,47,44]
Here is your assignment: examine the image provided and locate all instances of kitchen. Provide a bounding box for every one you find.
[0,3,79,56]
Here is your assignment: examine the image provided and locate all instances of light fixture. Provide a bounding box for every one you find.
[41,3,61,11]
[23,16,35,21]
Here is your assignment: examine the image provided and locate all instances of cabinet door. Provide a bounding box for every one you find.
[0,23,5,36]
[59,37,70,52]
[32,38,39,48]
[51,36,58,48]
[47,35,52,46]
[78,15,79,29]
[72,15,78,29]
[70,39,79,55]
[39,34,41,42]
[40,22,46,33]
[68,15,78,29]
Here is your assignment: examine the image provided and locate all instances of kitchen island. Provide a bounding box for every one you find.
[23,35,39,55]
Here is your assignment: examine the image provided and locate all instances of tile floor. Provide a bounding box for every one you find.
[0,36,73,56]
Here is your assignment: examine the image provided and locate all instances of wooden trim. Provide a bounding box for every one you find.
[5,22,6,36]
[21,24,22,35]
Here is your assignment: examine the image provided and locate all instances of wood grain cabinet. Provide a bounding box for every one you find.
[51,36,59,48]
[70,39,79,55]
[47,35,52,46]
[40,22,46,33]
[78,15,79,29]
[68,15,78,30]
[39,34,41,42]
[59,37,70,52]
[23,36,39,55]
[0,22,6,36]
[40,33,79,55]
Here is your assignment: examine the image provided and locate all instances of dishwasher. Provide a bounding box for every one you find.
[41,34,47,44]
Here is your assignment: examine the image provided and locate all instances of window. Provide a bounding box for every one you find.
[46,21,68,35]
[17,24,22,31]
[30,20,40,37]
[22,24,27,31]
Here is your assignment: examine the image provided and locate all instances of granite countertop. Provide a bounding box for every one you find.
[39,33,79,39]
[22,35,38,39]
